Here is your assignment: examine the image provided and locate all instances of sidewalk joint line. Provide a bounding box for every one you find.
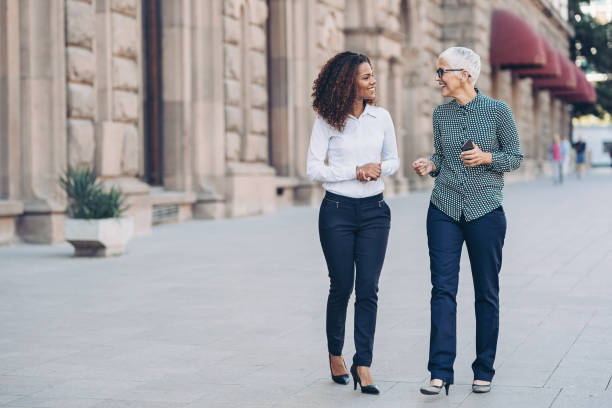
[495,305,558,371]
[548,387,563,408]
[543,311,595,388]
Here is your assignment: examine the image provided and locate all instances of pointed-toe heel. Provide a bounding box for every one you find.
[350,364,380,395]
[328,354,349,385]
[472,383,491,393]
[420,381,450,396]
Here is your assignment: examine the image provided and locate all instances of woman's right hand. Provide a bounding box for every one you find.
[357,163,382,181]
[412,158,435,176]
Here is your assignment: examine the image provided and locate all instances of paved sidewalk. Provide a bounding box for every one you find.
[1,169,612,408]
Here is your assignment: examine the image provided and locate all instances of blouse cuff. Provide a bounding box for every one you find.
[429,155,441,177]
[489,152,508,172]
[338,165,357,181]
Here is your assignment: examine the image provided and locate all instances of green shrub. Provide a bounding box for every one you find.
[59,166,129,219]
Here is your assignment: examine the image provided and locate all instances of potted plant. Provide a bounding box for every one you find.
[60,167,133,257]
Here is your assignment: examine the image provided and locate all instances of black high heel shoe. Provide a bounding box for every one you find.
[350,364,380,395]
[419,380,450,395]
[328,354,349,385]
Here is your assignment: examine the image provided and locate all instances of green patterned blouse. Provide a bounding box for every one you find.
[429,90,523,221]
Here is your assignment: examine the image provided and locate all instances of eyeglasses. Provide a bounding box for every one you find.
[436,68,471,79]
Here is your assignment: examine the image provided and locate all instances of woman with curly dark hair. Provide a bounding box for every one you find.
[307,51,399,395]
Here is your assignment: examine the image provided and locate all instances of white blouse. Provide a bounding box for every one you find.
[306,104,400,198]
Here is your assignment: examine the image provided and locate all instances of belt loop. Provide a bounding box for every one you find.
[378,200,382,208]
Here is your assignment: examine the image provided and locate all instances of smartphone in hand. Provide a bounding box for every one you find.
[461,139,474,152]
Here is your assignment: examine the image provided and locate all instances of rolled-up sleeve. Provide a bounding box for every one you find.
[429,107,443,177]
[306,116,357,182]
[490,101,523,173]
[381,110,400,176]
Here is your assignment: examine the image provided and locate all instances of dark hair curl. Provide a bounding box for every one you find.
[311,51,375,132]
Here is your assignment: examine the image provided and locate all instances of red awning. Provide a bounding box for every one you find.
[514,36,561,78]
[551,67,597,103]
[490,10,546,68]
[532,54,577,90]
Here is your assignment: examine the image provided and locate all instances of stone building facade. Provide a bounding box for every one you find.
[0,0,574,244]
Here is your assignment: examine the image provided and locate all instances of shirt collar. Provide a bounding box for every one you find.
[348,104,377,120]
[453,88,482,112]
[364,104,377,118]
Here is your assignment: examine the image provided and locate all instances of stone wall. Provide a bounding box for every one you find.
[401,0,444,189]
[223,0,269,164]
[0,0,23,243]
[65,0,96,170]
[3,0,68,244]
[91,0,141,179]
[0,0,577,244]
[221,0,276,217]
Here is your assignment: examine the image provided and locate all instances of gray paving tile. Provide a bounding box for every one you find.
[550,387,612,408]
[0,375,65,398]
[4,394,104,408]
[459,385,560,407]
[1,171,612,407]
[91,401,187,408]
[19,379,145,400]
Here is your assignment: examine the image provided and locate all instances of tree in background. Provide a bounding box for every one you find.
[569,0,612,118]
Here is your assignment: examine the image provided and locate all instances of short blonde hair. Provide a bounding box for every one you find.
[438,47,481,85]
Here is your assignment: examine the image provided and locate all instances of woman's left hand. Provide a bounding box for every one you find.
[460,143,493,167]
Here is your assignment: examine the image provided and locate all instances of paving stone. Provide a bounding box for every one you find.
[1,170,612,407]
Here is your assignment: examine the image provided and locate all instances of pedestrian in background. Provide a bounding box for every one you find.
[573,137,587,178]
[413,46,522,396]
[307,51,399,395]
[551,134,563,184]
[561,135,572,177]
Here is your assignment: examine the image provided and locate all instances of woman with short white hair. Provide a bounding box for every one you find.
[412,47,523,395]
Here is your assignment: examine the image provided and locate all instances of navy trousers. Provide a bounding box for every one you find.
[319,191,390,367]
[426,203,506,384]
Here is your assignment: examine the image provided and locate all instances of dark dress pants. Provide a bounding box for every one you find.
[426,203,506,384]
[319,191,390,367]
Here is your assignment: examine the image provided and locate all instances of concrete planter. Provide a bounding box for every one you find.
[64,216,134,257]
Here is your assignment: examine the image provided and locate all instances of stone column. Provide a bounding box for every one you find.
[66,0,96,172]
[0,0,24,244]
[16,0,67,243]
[291,0,346,206]
[510,76,536,181]
[222,0,276,217]
[267,0,292,178]
[402,0,443,190]
[191,0,226,218]
[539,95,562,176]
[388,57,410,193]
[560,102,571,141]
[532,88,545,174]
[161,0,193,192]
[93,0,151,234]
